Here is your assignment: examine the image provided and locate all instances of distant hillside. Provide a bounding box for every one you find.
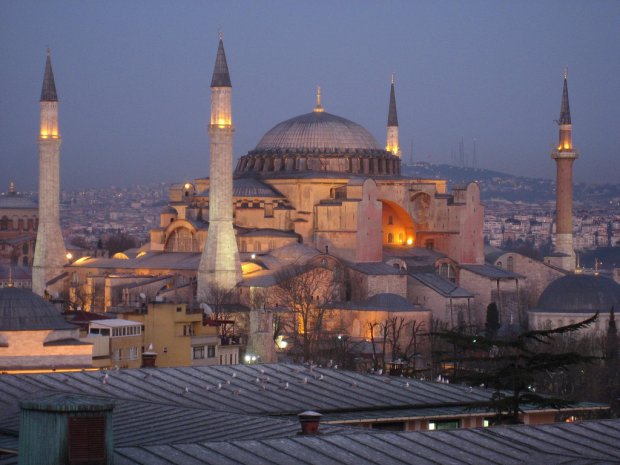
[401,162,620,204]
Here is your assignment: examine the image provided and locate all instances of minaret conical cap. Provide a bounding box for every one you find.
[40,49,58,102]
[387,76,398,127]
[559,68,571,125]
[211,37,232,88]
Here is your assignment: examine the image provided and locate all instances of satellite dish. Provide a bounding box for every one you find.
[139,293,146,300]
[200,303,213,315]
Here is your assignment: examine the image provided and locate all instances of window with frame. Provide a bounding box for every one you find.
[207,345,216,358]
[193,346,205,359]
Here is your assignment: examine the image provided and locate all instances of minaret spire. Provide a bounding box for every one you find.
[550,67,579,272]
[211,35,231,88]
[386,74,400,157]
[33,49,67,296]
[197,36,241,302]
[40,48,58,102]
[314,85,324,113]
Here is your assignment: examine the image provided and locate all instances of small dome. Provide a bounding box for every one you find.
[536,274,620,313]
[0,287,76,331]
[0,193,37,210]
[256,111,381,151]
[160,206,177,215]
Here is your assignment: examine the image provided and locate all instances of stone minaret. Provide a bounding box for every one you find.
[386,74,400,157]
[197,36,241,302]
[32,50,67,296]
[551,68,578,272]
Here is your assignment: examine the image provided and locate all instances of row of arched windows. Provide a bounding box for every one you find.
[0,216,38,231]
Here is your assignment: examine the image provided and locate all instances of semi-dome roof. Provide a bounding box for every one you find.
[255,111,381,151]
[536,274,620,313]
[0,287,76,331]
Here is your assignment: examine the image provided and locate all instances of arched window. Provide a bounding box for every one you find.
[507,256,514,272]
[240,241,247,253]
[22,243,28,254]
[387,233,393,244]
[497,261,503,268]
[0,216,8,231]
[164,227,196,252]
[388,215,393,225]
[352,319,361,337]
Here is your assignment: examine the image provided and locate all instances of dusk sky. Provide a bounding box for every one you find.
[1,1,619,191]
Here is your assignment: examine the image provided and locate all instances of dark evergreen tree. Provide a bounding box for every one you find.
[607,307,619,414]
[433,314,598,424]
[485,303,500,339]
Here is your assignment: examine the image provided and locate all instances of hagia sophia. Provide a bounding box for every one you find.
[2,37,620,371]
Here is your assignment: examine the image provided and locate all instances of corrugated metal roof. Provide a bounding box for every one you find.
[0,364,493,417]
[410,272,473,298]
[0,397,355,449]
[113,419,620,465]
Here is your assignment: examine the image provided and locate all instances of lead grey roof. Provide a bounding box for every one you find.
[40,51,58,102]
[410,272,473,298]
[387,82,398,127]
[334,293,428,313]
[256,111,381,151]
[202,178,285,199]
[0,364,494,417]
[210,38,231,87]
[460,264,524,280]
[534,274,620,314]
[346,262,403,276]
[113,419,620,465]
[0,396,354,451]
[0,287,76,331]
[559,73,571,125]
[69,252,201,271]
[0,193,37,209]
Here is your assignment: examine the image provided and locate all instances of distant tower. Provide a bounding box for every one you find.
[197,36,242,302]
[32,49,67,296]
[386,74,400,157]
[551,68,578,271]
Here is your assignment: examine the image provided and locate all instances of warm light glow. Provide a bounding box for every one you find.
[184,183,192,189]
[276,335,288,349]
[386,144,400,154]
[216,117,231,128]
[112,252,130,260]
[66,252,73,260]
[136,251,147,258]
[73,256,91,265]
[563,143,570,149]
[406,238,413,245]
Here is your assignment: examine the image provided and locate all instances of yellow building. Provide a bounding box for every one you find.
[118,302,240,368]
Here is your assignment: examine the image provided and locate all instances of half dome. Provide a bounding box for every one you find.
[536,274,620,313]
[255,111,381,151]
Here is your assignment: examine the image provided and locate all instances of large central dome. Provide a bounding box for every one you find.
[255,111,381,151]
[235,104,400,178]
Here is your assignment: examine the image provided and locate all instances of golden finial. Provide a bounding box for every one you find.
[9,180,15,194]
[564,66,568,80]
[314,85,324,113]
[219,30,223,41]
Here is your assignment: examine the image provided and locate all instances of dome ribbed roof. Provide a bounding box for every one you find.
[536,274,620,313]
[0,287,76,331]
[256,111,381,151]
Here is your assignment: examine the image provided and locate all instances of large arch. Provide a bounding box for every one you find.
[164,222,199,252]
[380,199,415,246]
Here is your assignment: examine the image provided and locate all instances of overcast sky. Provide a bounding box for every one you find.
[1,1,619,191]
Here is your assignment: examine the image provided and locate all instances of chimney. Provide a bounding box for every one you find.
[141,343,157,368]
[298,410,322,435]
[18,394,114,465]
